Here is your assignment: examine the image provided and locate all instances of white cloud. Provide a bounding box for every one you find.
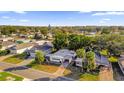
[13,11,27,14]
[1,16,10,19]
[99,18,111,24]
[102,18,111,21]
[92,11,124,16]
[79,11,92,13]
[19,19,29,22]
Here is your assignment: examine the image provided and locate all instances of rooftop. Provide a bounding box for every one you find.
[14,43,34,50]
[0,41,15,47]
[95,54,110,67]
[53,49,76,58]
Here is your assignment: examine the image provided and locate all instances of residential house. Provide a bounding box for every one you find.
[10,43,34,54]
[0,41,15,50]
[74,54,110,68]
[0,37,14,42]
[85,31,97,37]
[35,40,52,45]
[16,39,31,43]
[45,49,76,64]
[29,42,53,58]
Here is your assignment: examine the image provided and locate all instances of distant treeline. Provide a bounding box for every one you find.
[0,25,124,35]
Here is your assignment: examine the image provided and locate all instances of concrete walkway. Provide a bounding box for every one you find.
[53,62,69,76]
[16,58,33,66]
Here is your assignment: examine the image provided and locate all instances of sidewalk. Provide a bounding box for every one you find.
[16,58,33,66]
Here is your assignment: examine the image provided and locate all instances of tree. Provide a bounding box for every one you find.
[100,49,108,56]
[101,28,111,34]
[35,51,45,65]
[76,48,85,58]
[53,32,68,50]
[76,48,86,72]
[86,51,96,71]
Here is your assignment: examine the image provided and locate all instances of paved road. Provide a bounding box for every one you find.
[0,62,74,81]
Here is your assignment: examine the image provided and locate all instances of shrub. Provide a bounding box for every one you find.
[0,50,10,56]
[108,56,118,63]
[100,49,108,56]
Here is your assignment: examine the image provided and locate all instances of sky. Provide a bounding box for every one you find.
[0,11,124,26]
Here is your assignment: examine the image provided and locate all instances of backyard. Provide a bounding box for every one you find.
[63,64,99,81]
[0,72,23,81]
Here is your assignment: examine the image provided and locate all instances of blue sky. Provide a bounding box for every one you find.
[0,11,124,26]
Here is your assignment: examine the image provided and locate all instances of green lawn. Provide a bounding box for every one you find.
[0,72,23,81]
[3,55,25,64]
[27,64,59,73]
[79,73,99,81]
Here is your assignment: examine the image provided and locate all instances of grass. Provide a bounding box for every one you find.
[3,54,25,64]
[79,73,99,81]
[0,72,23,81]
[27,63,59,73]
[27,60,72,74]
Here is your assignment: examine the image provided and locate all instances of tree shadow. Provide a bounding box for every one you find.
[4,66,29,72]
[33,77,51,81]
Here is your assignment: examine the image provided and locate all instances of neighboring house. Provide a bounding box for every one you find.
[95,54,110,68]
[35,40,52,45]
[47,33,53,40]
[85,32,96,37]
[16,39,31,43]
[29,42,53,58]
[74,54,110,68]
[74,58,83,67]
[0,37,14,42]
[10,43,34,54]
[0,41,15,50]
[45,49,76,64]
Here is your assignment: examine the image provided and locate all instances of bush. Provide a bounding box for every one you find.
[0,50,10,56]
[100,49,108,56]
[108,56,118,63]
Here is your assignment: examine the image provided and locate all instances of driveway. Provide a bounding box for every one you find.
[99,67,113,81]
